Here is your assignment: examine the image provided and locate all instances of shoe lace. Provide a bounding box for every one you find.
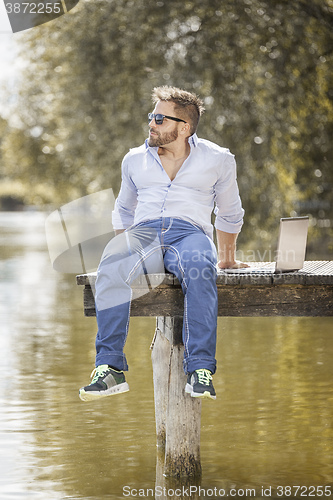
[90,365,110,383]
[196,369,212,386]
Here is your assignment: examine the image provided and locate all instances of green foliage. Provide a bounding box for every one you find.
[1,0,332,255]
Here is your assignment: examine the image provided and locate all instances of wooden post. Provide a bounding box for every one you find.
[151,316,202,477]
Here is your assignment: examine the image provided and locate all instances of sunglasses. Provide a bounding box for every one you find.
[148,113,187,125]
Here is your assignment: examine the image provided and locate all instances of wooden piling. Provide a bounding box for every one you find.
[151,317,202,477]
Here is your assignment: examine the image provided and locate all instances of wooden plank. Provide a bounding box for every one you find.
[218,285,333,316]
[77,261,333,287]
[82,282,333,317]
[216,261,333,285]
[78,262,333,317]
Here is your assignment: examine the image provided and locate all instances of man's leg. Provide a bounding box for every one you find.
[162,220,218,399]
[79,224,164,401]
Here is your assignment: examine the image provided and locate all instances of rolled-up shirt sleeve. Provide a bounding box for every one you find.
[112,156,138,230]
[214,151,244,234]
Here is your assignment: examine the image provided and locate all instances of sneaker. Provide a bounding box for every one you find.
[79,364,129,402]
[185,369,216,400]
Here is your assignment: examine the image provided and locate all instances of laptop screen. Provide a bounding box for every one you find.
[275,217,309,271]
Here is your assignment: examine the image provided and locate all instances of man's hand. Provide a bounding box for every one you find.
[216,229,249,270]
[217,259,249,270]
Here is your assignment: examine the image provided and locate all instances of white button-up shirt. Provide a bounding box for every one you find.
[112,133,244,240]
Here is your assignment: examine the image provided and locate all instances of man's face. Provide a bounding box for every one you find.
[148,101,180,148]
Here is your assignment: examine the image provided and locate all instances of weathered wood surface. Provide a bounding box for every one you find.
[151,317,201,477]
[76,261,333,317]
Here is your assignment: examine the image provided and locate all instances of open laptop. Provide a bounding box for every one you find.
[224,216,309,274]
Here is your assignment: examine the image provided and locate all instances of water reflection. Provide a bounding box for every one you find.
[0,212,332,499]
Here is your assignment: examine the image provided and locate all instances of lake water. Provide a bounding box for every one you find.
[0,211,332,499]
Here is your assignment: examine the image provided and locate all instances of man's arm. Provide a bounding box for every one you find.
[214,150,248,269]
[214,152,244,238]
[112,156,138,232]
[216,229,248,269]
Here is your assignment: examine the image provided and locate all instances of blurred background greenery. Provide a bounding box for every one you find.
[0,0,332,256]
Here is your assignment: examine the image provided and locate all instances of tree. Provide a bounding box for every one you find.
[2,0,332,254]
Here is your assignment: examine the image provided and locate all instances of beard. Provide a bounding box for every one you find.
[148,127,178,147]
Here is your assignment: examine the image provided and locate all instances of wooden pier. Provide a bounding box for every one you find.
[76,261,333,477]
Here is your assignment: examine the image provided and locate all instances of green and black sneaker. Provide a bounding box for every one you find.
[185,369,216,400]
[79,365,129,402]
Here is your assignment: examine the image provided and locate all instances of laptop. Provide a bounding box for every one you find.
[223,216,309,274]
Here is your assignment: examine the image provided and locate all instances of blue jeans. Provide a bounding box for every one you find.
[94,217,218,374]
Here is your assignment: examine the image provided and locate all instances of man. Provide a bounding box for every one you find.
[79,86,246,402]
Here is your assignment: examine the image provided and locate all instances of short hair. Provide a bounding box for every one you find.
[152,86,205,135]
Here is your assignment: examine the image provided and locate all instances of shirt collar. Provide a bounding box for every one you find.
[188,133,198,147]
